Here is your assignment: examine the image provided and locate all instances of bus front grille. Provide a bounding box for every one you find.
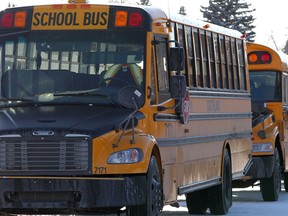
[0,138,90,175]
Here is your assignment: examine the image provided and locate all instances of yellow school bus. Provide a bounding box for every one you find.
[233,42,288,201]
[0,1,252,215]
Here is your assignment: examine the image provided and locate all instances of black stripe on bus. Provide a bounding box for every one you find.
[154,112,252,122]
[156,131,252,147]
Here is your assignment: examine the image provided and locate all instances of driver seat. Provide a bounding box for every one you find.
[103,64,142,87]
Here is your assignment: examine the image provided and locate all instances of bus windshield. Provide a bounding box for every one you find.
[0,31,145,107]
[250,71,281,103]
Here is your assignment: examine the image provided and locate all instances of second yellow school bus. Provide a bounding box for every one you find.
[0,1,252,215]
[234,42,288,201]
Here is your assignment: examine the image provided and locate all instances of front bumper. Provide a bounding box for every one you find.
[0,176,146,214]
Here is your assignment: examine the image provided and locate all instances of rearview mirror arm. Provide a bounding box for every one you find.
[112,97,138,148]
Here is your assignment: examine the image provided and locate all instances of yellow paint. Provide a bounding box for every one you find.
[248,42,288,172]
[32,5,109,30]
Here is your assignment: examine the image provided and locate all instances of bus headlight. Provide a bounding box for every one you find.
[252,142,273,153]
[107,148,143,164]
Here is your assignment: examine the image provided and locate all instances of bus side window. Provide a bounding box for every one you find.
[237,39,247,90]
[150,48,157,105]
[154,36,170,103]
[0,46,2,73]
[283,75,288,104]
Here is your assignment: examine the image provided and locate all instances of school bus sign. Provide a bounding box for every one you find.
[32,5,109,30]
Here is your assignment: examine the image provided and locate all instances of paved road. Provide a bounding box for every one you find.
[160,182,288,215]
[29,183,288,216]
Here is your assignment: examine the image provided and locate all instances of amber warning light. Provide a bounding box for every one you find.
[0,11,27,28]
[248,51,272,64]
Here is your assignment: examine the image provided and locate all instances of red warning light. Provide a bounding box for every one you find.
[128,12,142,27]
[261,53,271,63]
[1,12,14,28]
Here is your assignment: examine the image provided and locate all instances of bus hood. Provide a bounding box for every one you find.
[0,105,143,137]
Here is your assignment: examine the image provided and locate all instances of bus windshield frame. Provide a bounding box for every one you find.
[250,70,281,103]
[0,30,146,107]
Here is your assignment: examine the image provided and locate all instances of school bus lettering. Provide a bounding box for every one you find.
[33,12,80,27]
[32,5,109,30]
[207,100,220,112]
[83,12,108,26]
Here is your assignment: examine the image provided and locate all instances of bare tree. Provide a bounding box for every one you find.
[136,0,152,6]
[109,0,127,3]
[282,40,288,55]
[179,6,187,15]
[8,3,16,8]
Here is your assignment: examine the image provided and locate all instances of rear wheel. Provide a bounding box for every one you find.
[186,189,208,214]
[127,155,163,216]
[260,148,281,201]
[208,149,232,215]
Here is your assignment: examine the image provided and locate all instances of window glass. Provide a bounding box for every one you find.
[193,28,202,87]
[250,71,281,103]
[156,43,169,91]
[150,49,156,105]
[186,26,195,88]
[226,37,234,89]
[214,33,222,88]
[201,30,209,87]
[208,32,216,88]
[237,40,247,90]
[0,31,146,107]
[283,76,287,104]
[231,38,239,89]
[155,36,170,103]
[220,35,228,88]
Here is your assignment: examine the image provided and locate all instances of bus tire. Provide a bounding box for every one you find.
[186,189,208,214]
[208,149,232,215]
[284,172,288,192]
[0,211,10,216]
[127,155,162,216]
[260,148,281,201]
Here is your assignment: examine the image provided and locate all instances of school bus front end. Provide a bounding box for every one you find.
[248,104,279,177]
[0,2,254,215]
[0,3,165,215]
[234,42,288,201]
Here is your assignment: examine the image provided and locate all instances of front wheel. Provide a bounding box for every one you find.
[284,172,288,192]
[127,155,163,216]
[260,148,281,201]
[208,148,232,215]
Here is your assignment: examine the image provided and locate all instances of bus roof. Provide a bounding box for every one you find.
[0,3,168,20]
[169,13,243,38]
[0,2,243,39]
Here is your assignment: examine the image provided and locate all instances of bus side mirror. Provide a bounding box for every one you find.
[170,75,186,99]
[169,47,185,71]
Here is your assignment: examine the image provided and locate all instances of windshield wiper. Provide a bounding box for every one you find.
[53,90,119,106]
[53,89,106,97]
[0,97,36,106]
[0,97,35,102]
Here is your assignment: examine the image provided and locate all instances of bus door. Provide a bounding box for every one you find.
[282,73,288,170]
[150,35,188,202]
[150,35,177,202]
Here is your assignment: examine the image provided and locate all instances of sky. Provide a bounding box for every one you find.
[0,0,287,51]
